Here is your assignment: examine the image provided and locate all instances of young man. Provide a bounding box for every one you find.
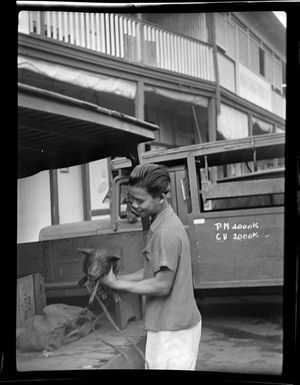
[101,163,202,370]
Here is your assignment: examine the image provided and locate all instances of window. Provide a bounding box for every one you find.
[252,116,273,135]
[217,104,249,140]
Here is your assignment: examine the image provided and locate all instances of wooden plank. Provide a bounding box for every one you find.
[136,21,142,62]
[105,13,110,55]
[80,12,85,47]
[90,13,95,50]
[115,14,120,58]
[110,13,115,56]
[69,12,74,44]
[195,279,284,289]
[100,13,105,52]
[63,12,68,42]
[46,12,51,38]
[187,156,200,214]
[85,12,90,49]
[17,275,35,327]
[202,178,284,200]
[36,11,41,35]
[45,286,88,298]
[119,15,124,57]
[75,12,80,46]
[95,13,100,51]
[52,12,57,39]
[57,12,63,41]
[33,273,47,314]
[142,133,284,166]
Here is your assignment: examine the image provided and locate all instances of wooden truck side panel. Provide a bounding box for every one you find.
[17,230,145,298]
[189,206,284,289]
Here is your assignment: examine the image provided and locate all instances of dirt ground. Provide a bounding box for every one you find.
[16,294,283,374]
[196,294,283,375]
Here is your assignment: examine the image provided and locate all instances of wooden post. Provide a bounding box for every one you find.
[248,113,253,136]
[81,164,91,220]
[135,80,146,163]
[208,97,217,142]
[192,105,203,144]
[134,79,150,234]
[208,13,221,117]
[187,156,200,214]
[136,13,144,64]
[49,169,59,225]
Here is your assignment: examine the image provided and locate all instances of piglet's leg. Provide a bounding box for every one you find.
[113,291,122,303]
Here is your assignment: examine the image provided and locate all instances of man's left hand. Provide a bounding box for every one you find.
[101,266,117,288]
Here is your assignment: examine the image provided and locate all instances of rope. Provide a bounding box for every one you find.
[85,282,149,369]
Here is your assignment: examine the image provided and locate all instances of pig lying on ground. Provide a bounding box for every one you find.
[77,248,121,305]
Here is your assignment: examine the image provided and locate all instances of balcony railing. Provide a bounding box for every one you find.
[21,11,215,82]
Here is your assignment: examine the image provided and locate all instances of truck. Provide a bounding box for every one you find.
[21,132,285,299]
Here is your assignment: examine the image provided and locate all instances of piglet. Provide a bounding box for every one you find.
[77,248,121,305]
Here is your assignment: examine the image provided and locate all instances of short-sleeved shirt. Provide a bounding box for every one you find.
[143,205,201,331]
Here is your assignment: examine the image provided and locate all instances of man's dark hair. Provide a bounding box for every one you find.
[129,164,170,197]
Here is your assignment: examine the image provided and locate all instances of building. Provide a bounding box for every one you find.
[17,10,286,243]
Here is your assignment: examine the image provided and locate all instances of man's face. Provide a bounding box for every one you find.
[127,185,161,218]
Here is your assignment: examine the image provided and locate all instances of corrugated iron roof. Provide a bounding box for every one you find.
[18,83,159,178]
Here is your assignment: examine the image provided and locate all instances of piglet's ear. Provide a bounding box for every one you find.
[108,255,121,262]
[77,248,94,256]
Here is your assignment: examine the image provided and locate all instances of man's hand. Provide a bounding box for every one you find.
[100,266,175,296]
[100,266,117,288]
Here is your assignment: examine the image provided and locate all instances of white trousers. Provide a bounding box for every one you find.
[145,320,202,370]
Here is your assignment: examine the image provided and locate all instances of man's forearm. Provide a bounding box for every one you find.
[118,268,144,282]
[110,277,170,296]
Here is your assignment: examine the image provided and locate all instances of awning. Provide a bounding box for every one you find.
[18,83,158,178]
[18,55,137,99]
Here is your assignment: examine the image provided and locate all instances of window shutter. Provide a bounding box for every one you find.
[215,13,226,50]
[226,19,236,58]
[238,27,248,65]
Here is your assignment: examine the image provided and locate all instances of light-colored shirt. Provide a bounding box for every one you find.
[143,205,201,331]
